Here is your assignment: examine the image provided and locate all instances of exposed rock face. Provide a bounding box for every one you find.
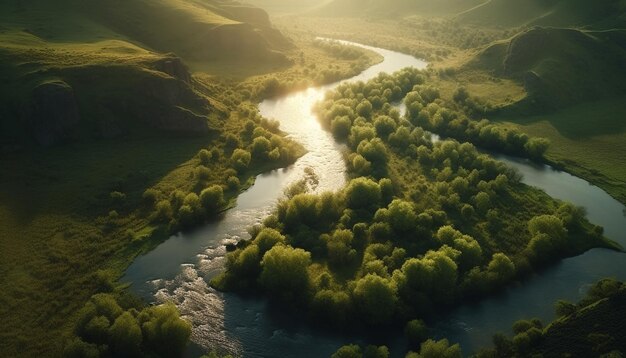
[28,81,80,146]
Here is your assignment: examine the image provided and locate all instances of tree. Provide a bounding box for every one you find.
[374,115,397,139]
[357,138,389,167]
[345,178,382,210]
[352,274,397,325]
[363,345,389,358]
[259,245,312,302]
[453,237,483,271]
[200,185,225,214]
[332,116,353,140]
[198,148,212,165]
[416,339,462,358]
[231,149,251,171]
[524,137,550,158]
[356,100,373,117]
[387,199,417,233]
[487,253,515,283]
[326,229,357,267]
[332,345,362,358]
[406,319,428,347]
[312,289,351,326]
[139,303,191,357]
[109,312,142,355]
[528,215,567,240]
[253,228,286,254]
[251,136,272,159]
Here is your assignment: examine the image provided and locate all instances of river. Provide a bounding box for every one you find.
[123,41,626,357]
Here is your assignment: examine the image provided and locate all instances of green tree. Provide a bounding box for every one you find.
[387,199,417,233]
[139,303,191,357]
[231,149,251,171]
[487,253,516,283]
[259,245,312,302]
[406,319,429,347]
[109,312,142,355]
[416,339,462,358]
[352,274,397,324]
[200,185,225,214]
[345,178,382,210]
[332,345,362,358]
[253,228,286,254]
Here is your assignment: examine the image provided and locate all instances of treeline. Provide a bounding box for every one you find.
[313,39,367,60]
[315,67,550,160]
[139,105,302,233]
[332,338,461,358]
[476,278,626,357]
[213,67,606,335]
[407,86,550,159]
[65,292,190,357]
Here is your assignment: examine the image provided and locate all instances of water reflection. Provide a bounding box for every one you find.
[124,41,427,357]
[123,39,626,357]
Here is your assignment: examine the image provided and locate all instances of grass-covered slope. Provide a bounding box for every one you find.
[85,0,291,62]
[0,0,297,148]
[458,0,626,29]
[315,0,486,17]
[0,31,218,148]
[1,0,290,62]
[479,279,626,357]
[468,27,626,111]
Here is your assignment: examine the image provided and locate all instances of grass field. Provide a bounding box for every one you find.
[0,4,384,355]
[496,96,626,205]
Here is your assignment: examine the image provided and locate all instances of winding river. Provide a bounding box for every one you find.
[124,41,626,357]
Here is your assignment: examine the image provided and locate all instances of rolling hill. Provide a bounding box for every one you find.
[0,0,291,148]
[467,27,626,111]
[315,0,486,17]
[458,0,626,29]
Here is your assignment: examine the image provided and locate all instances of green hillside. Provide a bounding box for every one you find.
[480,279,626,357]
[459,0,626,28]
[0,0,295,148]
[315,0,486,17]
[468,27,626,111]
[245,0,332,14]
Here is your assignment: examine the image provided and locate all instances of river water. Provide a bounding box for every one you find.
[123,41,626,357]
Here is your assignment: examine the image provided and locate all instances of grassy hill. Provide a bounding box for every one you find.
[0,0,296,148]
[455,26,626,204]
[315,0,486,17]
[480,279,626,357]
[468,27,626,111]
[245,0,332,14]
[458,0,626,29]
